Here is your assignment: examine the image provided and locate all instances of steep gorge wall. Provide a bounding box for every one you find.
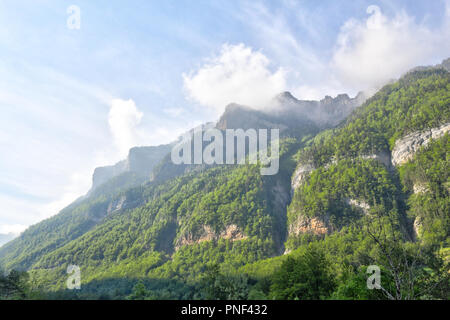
[391,123,450,166]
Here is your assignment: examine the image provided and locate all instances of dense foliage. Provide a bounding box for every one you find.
[0,69,448,300]
[298,69,450,167]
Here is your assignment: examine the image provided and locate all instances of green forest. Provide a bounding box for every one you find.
[1,68,449,300]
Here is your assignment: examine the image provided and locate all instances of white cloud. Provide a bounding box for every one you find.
[331,4,450,90]
[229,2,450,101]
[108,99,144,157]
[183,43,287,115]
[108,99,198,156]
[0,224,27,235]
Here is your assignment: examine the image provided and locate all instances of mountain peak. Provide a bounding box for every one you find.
[275,91,298,103]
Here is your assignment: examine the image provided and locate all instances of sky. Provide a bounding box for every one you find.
[0,0,449,236]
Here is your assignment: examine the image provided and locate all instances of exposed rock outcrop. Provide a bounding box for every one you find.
[291,163,315,195]
[407,57,450,74]
[346,198,371,215]
[413,216,423,240]
[175,224,247,250]
[391,123,450,166]
[92,160,128,190]
[220,224,247,241]
[107,196,127,215]
[91,144,173,191]
[270,91,367,128]
[216,103,289,132]
[288,215,329,236]
[216,91,367,135]
[413,183,430,194]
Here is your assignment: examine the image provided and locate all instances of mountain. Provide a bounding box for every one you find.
[0,59,448,300]
[407,57,450,74]
[216,91,366,134]
[90,144,173,192]
[287,68,449,249]
[0,144,172,272]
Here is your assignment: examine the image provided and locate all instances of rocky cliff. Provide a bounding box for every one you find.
[91,144,173,191]
[175,224,247,250]
[216,91,367,135]
[288,215,330,237]
[391,123,450,166]
[291,163,315,195]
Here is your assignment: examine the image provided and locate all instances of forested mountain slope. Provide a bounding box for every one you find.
[240,67,449,300]
[1,89,349,283]
[0,63,448,300]
[288,69,449,248]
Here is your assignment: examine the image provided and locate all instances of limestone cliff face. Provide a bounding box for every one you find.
[345,198,371,215]
[92,160,128,190]
[391,123,450,166]
[175,224,247,250]
[270,91,367,128]
[413,183,430,194]
[413,216,423,240]
[291,163,315,195]
[288,215,330,236]
[91,144,172,191]
[106,196,127,215]
[216,91,367,135]
[216,103,289,132]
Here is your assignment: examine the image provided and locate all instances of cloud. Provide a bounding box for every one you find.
[183,43,287,114]
[108,99,144,157]
[108,99,199,155]
[228,2,450,101]
[331,4,450,90]
[0,224,27,235]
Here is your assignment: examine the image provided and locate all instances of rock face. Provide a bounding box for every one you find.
[107,196,127,215]
[216,103,289,132]
[291,151,390,197]
[413,183,430,194]
[288,215,329,236]
[413,216,423,240]
[291,163,315,195]
[408,57,450,73]
[92,160,128,190]
[346,198,371,215]
[391,123,450,166]
[270,91,367,128]
[91,144,173,190]
[175,224,247,250]
[216,92,367,134]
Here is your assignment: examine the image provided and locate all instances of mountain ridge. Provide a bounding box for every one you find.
[1,59,448,300]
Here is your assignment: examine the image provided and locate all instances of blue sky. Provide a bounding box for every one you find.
[0,0,449,235]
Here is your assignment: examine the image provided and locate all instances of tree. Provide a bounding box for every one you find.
[0,270,30,300]
[200,264,249,300]
[127,281,149,300]
[270,246,335,299]
[365,213,449,300]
